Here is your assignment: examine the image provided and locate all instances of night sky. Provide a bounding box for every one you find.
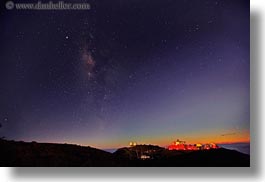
[0,0,249,149]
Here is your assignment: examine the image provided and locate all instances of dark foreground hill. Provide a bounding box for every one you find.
[0,139,118,167]
[0,140,250,167]
[113,145,250,167]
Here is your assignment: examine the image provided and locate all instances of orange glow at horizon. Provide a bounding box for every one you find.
[31,129,250,149]
[75,129,250,149]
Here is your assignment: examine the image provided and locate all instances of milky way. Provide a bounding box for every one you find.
[81,48,95,80]
[0,0,249,148]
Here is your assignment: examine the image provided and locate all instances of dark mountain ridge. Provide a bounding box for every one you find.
[0,139,250,167]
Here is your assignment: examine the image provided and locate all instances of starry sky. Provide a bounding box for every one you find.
[0,0,249,149]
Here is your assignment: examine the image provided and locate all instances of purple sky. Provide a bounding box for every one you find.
[0,0,249,148]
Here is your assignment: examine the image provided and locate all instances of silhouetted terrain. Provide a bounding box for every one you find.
[0,140,250,167]
[113,145,250,167]
[0,139,118,167]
